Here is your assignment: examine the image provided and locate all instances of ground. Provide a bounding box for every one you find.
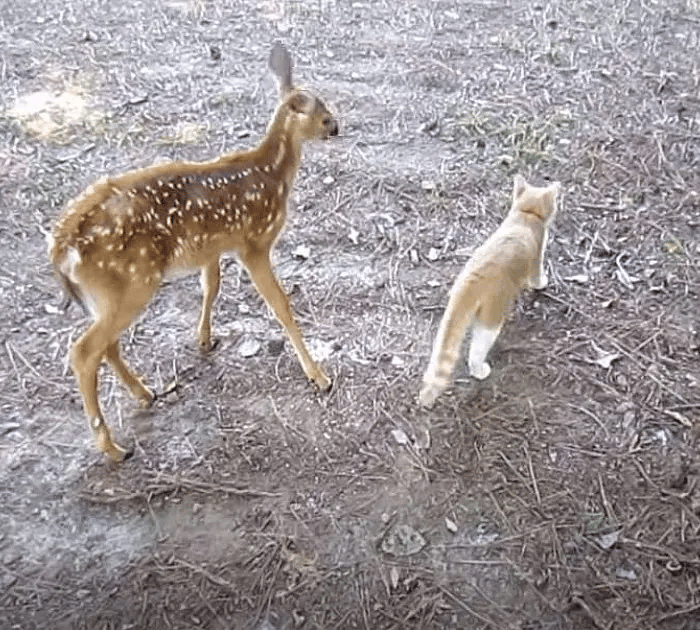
[1,0,699,628]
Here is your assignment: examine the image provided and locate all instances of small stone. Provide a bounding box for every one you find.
[381,523,426,556]
[238,338,261,358]
[267,338,285,356]
[292,244,310,259]
[391,428,409,445]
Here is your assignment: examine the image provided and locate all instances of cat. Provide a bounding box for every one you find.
[419,174,560,407]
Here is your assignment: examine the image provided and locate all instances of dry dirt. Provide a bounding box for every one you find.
[1,0,699,628]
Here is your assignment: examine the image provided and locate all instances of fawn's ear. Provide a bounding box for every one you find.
[269,42,293,95]
[513,174,528,201]
[286,91,314,115]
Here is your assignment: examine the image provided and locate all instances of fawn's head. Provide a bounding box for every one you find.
[269,43,339,142]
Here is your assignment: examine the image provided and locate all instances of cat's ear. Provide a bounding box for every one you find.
[546,182,561,204]
[513,174,528,200]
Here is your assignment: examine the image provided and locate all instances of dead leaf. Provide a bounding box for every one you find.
[595,351,620,369]
[566,273,589,284]
[595,529,620,550]
[445,517,458,533]
[390,566,399,590]
[591,343,620,369]
[664,409,692,427]
[616,566,637,580]
[292,244,310,259]
[391,428,409,445]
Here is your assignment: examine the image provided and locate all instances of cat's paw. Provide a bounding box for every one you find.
[531,273,548,290]
[419,382,444,408]
[469,361,491,380]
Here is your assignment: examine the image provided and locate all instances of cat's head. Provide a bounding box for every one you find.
[512,175,560,224]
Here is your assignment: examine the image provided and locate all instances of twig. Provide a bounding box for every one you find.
[437,585,500,628]
[654,601,700,623]
[597,472,617,525]
[172,557,237,590]
[566,403,610,440]
[523,443,541,505]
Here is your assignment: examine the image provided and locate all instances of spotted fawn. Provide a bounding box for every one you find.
[48,43,338,461]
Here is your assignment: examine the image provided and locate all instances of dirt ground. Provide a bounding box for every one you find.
[1,0,699,628]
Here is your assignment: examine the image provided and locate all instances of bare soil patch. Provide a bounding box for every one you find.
[1,0,699,628]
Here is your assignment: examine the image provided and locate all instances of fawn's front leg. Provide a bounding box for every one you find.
[197,258,221,350]
[241,246,331,391]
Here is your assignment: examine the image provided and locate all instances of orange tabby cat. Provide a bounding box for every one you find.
[419,175,560,407]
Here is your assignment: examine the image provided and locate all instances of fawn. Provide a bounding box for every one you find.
[48,44,338,461]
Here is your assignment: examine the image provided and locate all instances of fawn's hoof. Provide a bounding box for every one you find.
[199,337,220,353]
[137,389,155,408]
[103,440,134,463]
[313,371,332,392]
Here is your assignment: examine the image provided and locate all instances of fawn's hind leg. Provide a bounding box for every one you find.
[240,245,331,391]
[104,341,154,407]
[70,284,155,461]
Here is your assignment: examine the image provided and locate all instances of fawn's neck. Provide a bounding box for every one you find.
[251,107,303,189]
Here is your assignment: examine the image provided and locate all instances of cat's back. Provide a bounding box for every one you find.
[464,217,538,286]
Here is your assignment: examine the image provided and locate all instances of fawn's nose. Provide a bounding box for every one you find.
[328,120,339,136]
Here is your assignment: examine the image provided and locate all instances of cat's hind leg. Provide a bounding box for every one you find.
[468,321,502,380]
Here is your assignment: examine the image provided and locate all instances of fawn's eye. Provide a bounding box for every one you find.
[322,116,331,126]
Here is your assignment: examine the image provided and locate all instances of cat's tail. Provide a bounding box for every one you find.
[419,275,481,407]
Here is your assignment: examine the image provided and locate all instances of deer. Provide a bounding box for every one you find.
[48,44,338,462]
